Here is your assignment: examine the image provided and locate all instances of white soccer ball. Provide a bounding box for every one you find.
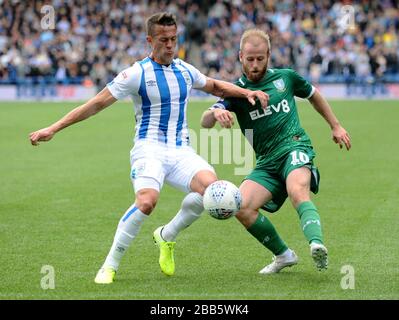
[203,180,242,220]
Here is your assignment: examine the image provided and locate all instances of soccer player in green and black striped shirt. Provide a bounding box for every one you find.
[201,29,351,273]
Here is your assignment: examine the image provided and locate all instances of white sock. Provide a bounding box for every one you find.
[161,192,204,241]
[103,204,148,271]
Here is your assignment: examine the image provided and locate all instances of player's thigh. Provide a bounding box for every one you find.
[286,166,311,205]
[282,148,314,196]
[130,142,169,192]
[130,147,167,213]
[236,179,274,227]
[281,147,315,180]
[130,158,165,214]
[282,147,320,191]
[282,149,315,207]
[243,166,284,209]
[130,157,166,192]
[239,179,273,211]
[165,148,216,194]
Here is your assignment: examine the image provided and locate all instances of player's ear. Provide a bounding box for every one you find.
[146,35,153,47]
[239,50,243,63]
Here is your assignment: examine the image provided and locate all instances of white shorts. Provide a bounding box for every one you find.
[130,141,215,194]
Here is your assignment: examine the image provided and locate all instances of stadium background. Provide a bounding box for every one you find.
[0,0,398,300]
[0,0,398,99]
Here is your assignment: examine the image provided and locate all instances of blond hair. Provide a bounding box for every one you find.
[239,29,271,51]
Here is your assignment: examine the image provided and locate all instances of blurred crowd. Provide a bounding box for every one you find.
[0,0,398,88]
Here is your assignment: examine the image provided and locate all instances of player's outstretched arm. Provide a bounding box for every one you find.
[308,89,351,150]
[201,77,269,108]
[29,87,117,146]
[201,108,234,128]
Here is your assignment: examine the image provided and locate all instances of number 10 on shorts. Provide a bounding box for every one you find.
[290,150,310,166]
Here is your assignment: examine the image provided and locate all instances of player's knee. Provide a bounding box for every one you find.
[136,198,156,214]
[236,207,258,228]
[135,191,158,214]
[288,190,310,209]
[135,185,160,213]
[287,174,310,199]
[190,170,217,195]
[287,183,308,198]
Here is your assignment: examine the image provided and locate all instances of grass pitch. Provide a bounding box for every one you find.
[0,99,398,299]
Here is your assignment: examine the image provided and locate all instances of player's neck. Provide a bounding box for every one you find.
[149,53,173,66]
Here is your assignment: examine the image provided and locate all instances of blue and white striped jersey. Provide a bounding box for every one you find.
[107,57,207,147]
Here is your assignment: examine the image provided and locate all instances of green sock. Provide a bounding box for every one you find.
[296,201,323,245]
[247,213,288,255]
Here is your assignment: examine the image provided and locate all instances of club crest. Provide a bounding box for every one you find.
[182,71,192,86]
[273,78,286,92]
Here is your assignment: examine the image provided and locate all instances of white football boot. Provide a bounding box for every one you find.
[259,249,299,274]
[310,242,328,270]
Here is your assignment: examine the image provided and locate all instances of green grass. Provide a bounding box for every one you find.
[0,100,398,300]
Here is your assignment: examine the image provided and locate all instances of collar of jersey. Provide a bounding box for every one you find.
[148,55,174,68]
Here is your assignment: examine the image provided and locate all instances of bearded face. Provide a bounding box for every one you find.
[239,38,270,82]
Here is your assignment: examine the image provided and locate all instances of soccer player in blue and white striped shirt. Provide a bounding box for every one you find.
[29,12,268,284]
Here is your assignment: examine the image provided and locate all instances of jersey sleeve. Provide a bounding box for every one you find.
[209,98,235,112]
[289,69,315,99]
[107,63,141,100]
[179,60,207,89]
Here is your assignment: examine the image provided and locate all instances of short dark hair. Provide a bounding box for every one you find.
[146,12,177,36]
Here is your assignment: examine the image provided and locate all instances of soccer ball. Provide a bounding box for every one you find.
[203,180,241,220]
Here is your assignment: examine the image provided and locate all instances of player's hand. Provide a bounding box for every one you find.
[213,109,234,128]
[246,90,269,108]
[29,127,55,146]
[332,125,351,150]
